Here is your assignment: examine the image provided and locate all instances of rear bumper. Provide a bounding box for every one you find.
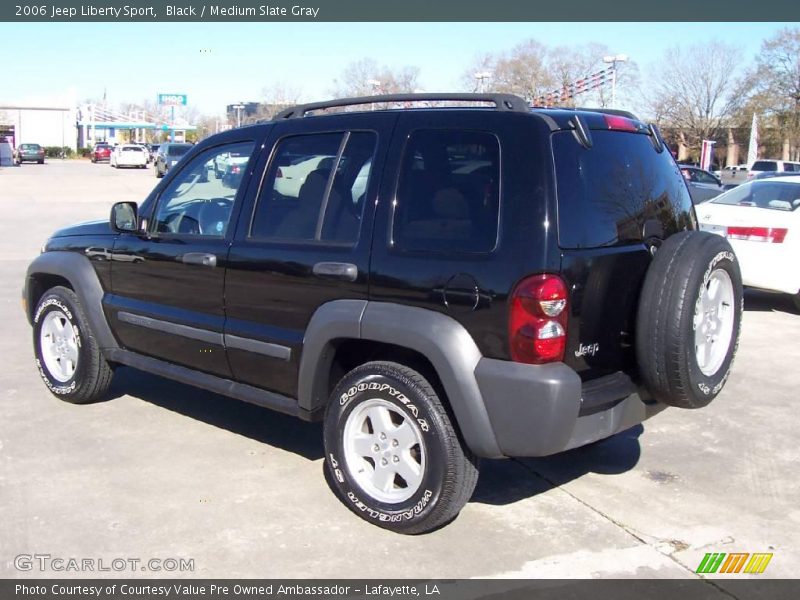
[474,358,665,457]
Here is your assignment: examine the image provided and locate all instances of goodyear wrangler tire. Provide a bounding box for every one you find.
[32,286,114,404]
[636,232,742,409]
[323,361,479,534]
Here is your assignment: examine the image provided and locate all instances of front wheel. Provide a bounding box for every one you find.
[32,286,114,404]
[323,361,479,534]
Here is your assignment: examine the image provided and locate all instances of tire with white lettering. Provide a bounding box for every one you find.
[636,231,742,409]
[324,361,479,534]
[33,286,114,404]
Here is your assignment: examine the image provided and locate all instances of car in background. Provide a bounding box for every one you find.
[154,143,193,178]
[148,144,160,164]
[110,144,148,169]
[720,164,749,187]
[680,166,726,203]
[696,176,800,311]
[214,149,251,181]
[91,142,112,163]
[273,154,336,197]
[747,159,800,180]
[14,143,45,165]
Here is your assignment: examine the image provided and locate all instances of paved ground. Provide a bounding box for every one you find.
[1,161,799,583]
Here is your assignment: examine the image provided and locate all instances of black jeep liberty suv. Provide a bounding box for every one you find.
[24,94,743,533]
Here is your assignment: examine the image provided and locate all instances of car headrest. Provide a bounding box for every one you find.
[432,188,468,220]
[298,169,331,204]
[768,200,792,210]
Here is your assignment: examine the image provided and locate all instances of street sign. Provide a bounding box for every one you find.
[158,94,188,106]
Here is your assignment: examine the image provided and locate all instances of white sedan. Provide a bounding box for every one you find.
[695,176,800,310]
[274,154,335,198]
[110,144,148,169]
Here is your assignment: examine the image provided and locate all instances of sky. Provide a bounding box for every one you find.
[1,22,793,117]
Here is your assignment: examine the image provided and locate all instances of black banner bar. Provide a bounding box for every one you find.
[2,0,799,22]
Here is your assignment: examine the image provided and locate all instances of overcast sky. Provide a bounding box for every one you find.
[2,22,792,116]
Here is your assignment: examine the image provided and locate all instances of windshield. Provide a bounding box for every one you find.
[712,181,800,211]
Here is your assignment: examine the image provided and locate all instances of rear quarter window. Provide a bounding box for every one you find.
[392,129,501,254]
[554,130,694,248]
[751,160,778,171]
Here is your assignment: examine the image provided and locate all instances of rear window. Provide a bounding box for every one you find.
[751,160,778,172]
[712,181,800,211]
[554,130,693,248]
[20,144,40,150]
[167,145,191,156]
[123,146,143,152]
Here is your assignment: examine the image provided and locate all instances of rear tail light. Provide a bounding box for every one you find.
[231,166,240,174]
[604,114,639,132]
[276,167,283,178]
[509,274,569,365]
[727,226,788,243]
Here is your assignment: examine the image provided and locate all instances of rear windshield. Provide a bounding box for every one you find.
[20,144,40,150]
[554,130,694,248]
[167,145,191,156]
[712,181,800,211]
[123,146,143,152]
[751,160,778,171]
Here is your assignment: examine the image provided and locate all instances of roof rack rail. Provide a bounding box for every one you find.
[275,93,530,119]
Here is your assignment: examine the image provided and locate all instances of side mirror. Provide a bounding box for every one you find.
[110,201,139,233]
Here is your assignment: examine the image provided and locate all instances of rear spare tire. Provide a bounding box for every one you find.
[636,231,742,409]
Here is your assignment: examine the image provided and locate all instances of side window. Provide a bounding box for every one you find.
[393,130,500,253]
[151,141,255,237]
[695,170,717,184]
[250,131,377,244]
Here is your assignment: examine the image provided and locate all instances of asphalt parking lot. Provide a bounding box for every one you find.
[1,160,799,582]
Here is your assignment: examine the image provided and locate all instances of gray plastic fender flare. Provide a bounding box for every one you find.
[299,300,503,458]
[25,251,119,351]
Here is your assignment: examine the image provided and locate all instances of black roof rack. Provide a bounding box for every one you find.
[275,93,530,119]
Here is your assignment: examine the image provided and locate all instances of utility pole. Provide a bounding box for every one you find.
[603,54,628,108]
[232,103,245,128]
[474,71,491,93]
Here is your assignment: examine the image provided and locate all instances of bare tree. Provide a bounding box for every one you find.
[254,82,303,121]
[752,27,800,160]
[331,58,420,98]
[461,40,639,107]
[644,41,748,155]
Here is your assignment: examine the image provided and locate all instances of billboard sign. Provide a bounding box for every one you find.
[158,94,188,106]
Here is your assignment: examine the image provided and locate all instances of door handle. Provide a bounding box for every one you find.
[181,252,217,267]
[312,262,358,282]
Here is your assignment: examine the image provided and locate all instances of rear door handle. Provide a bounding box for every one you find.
[312,262,358,282]
[182,252,217,267]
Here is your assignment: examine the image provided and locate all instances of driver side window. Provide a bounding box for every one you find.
[151,141,255,237]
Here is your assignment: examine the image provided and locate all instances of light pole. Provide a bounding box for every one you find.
[232,103,245,128]
[474,71,491,93]
[603,54,628,108]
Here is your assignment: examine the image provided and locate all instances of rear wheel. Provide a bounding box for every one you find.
[32,286,114,404]
[636,232,743,409]
[324,361,479,534]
